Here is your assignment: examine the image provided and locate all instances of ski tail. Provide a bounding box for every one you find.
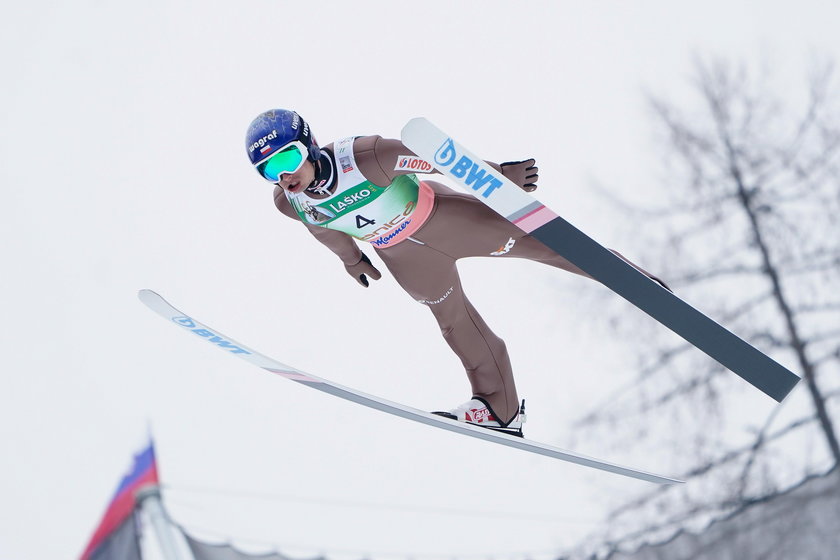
[400,117,800,402]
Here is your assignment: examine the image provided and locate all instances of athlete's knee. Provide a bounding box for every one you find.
[413,284,458,307]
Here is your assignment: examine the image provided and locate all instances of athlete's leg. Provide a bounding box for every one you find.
[412,184,590,275]
[417,181,668,288]
[375,240,520,424]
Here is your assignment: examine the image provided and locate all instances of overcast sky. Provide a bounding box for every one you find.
[3,1,840,559]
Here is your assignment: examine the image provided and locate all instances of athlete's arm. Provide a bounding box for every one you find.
[355,135,538,191]
[353,135,437,186]
[273,187,364,266]
[344,253,382,287]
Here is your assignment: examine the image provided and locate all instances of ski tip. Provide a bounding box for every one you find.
[404,116,428,126]
[138,289,161,305]
[663,476,686,485]
[400,116,431,138]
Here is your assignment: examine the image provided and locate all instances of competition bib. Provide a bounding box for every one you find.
[285,137,427,247]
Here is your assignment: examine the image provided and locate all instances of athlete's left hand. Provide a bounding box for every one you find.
[345,253,382,287]
[501,159,539,192]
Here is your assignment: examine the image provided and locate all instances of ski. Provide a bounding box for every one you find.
[139,289,682,485]
[401,117,800,402]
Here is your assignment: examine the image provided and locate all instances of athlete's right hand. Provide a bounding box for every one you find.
[501,159,539,192]
[345,253,382,287]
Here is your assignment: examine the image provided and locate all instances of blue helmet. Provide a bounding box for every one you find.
[245,109,320,167]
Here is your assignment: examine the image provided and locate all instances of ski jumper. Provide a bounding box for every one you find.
[274,136,589,424]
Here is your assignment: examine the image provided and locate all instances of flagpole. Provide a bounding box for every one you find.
[137,485,188,560]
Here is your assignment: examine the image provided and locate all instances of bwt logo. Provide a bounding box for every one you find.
[434,139,503,198]
[171,316,251,355]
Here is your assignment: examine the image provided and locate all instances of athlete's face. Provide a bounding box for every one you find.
[277,159,315,193]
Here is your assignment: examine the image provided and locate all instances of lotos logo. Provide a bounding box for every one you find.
[171,315,251,355]
[394,156,433,173]
[249,129,278,153]
[434,138,504,199]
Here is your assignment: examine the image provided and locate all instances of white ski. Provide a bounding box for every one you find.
[401,117,800,403]
[138,289,682,485]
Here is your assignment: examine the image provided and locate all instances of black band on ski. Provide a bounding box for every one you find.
[530,216,800,402]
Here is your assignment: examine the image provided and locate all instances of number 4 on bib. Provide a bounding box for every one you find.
[401,117,800,403]
[355,215,376,228]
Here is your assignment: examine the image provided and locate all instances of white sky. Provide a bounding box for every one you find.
[2,1,839,559]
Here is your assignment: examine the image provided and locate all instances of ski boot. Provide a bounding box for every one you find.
[433,397,526,438]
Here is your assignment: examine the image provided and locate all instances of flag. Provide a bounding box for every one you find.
[79,441,159,560]
[185,530,327,560]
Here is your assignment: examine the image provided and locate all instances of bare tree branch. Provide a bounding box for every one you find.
[607,411,824,523]
[576,54,840,553]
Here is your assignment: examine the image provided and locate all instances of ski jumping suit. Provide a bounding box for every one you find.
[274,136,594,424]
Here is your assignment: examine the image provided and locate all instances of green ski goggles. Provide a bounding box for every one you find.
[255,141,308,182]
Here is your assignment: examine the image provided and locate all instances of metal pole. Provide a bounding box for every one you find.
[136,485,188,560]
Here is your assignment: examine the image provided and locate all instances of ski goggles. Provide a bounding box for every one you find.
[255,141,308,182]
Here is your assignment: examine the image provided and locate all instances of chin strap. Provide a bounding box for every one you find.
[306,152,334,193]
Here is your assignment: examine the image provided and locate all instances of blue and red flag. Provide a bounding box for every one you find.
[79,441,159,560]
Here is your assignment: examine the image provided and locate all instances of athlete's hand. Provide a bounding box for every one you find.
[501,159,539,192]
[345,253,382,287]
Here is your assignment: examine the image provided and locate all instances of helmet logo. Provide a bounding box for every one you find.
[249,129,278,153]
